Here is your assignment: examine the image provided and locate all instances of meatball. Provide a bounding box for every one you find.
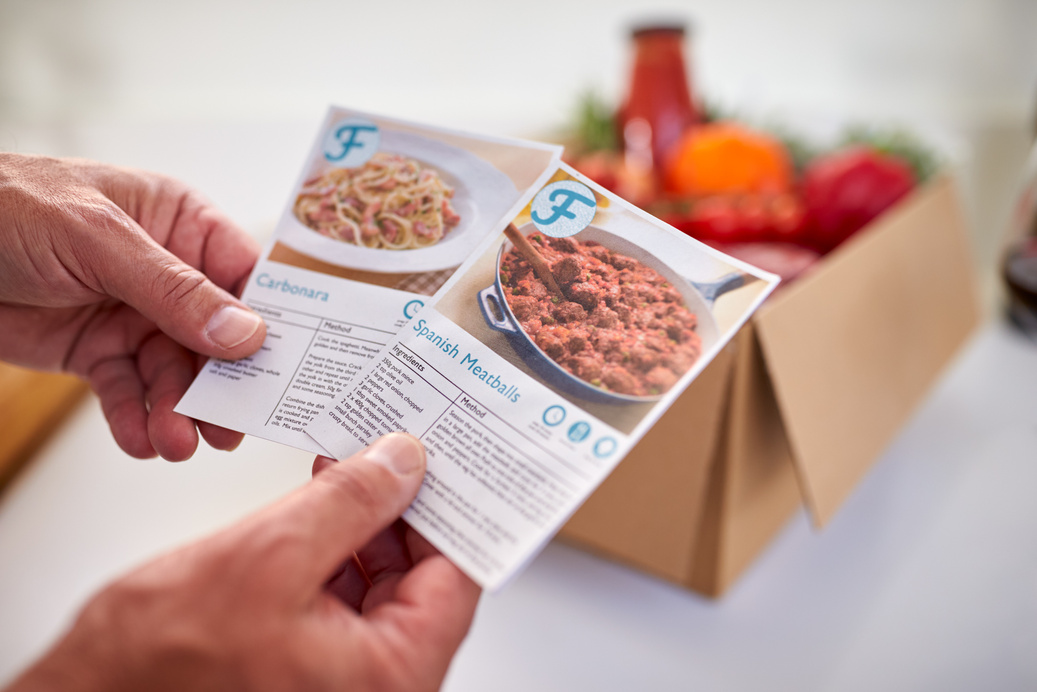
[590,305,621,329]
[592,331,626,363]
[586,244,611,262]
[629,345,662,371]
[568,282,603,312]
[551,255,583,285]
[508,295,541,321]
[566,354,603,382]
[644,366,680,394]
[536,332,566,360]
[567,331,588,353]
[609,254,638,271]
[601,366,639,395]
[548,236,579,253]
[553,300,587,324]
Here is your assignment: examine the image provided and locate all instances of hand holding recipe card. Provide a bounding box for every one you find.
[177,106,779,590]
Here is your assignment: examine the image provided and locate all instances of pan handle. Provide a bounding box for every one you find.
[689,271,756,305]
[478,285,520,334]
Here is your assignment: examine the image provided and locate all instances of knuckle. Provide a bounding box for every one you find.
[150,261,211,311]
[81,568,166,636]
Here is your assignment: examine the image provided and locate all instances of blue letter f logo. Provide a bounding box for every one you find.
[530,179,598,238]
[531,188,597,225]
[322,117,380,167]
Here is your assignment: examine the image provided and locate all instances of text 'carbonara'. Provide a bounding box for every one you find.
[293,152,461,250]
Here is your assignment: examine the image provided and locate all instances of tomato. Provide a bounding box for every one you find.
[666,196,741,241]
[664,192,806,245]
[569,150,621,194]
[801,145,915,252]
[766,192,808,244]
[570,150,656,208]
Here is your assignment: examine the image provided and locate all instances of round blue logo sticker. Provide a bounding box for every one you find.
[323,117,380,168]
[530,180,597,238]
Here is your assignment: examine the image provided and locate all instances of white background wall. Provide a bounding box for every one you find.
[1,0,1033,132]
[3,0,1034,300]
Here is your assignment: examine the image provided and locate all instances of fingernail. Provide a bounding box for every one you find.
[362,434,424,475]
[205,305,263,349]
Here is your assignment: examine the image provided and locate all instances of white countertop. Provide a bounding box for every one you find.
[2,317,1036,690]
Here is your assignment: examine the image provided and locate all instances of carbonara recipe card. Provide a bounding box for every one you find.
[307,163,779,589]
[176,106,562,452]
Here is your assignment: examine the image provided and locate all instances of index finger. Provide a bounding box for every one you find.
[368,550,482,661]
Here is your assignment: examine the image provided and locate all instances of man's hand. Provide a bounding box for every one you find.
[6,433,481,692]
[0,153,267,460]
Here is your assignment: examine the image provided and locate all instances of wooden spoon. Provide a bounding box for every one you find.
[504,224,564,298]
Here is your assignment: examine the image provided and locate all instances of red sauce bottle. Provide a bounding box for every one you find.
[1002,139,1037,336]
[617,23,699,177]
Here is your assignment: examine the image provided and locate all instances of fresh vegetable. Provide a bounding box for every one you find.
[571,149,622,194]
[663,121,793,196]
[661,192,805,245]
[840,125,938,184]
[571,90,618,155]
[801,145,916,252]
[566,91,932,273]
[569,149,656,208]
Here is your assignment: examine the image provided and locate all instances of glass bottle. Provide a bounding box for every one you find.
[617,23,699,177]
[1002,139,1037,337]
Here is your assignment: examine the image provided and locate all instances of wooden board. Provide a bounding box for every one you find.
[0,363,89,492]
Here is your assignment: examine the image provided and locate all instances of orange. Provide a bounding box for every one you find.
[663,121,793,196]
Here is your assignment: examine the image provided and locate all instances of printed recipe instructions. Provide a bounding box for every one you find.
[176,106,562,452]
[308,164,779,589]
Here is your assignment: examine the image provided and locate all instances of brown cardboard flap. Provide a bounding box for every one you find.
[558,342,736,583]
[686,325,802,596]
[753,177,981,526]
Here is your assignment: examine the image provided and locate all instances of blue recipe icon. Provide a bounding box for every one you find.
[542,405,566,427]
[593,436,618,458]
[567,421,591,443]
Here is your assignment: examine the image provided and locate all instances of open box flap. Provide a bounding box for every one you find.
[752,176,982,526]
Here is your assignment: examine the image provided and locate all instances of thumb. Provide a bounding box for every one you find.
[98,230,266,360]
[266,434,428,588]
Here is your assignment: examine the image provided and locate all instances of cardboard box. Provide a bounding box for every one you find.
[558,176,981,596]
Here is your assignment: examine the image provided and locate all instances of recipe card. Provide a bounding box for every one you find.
[176,106,562,452]
[307,164,779,589]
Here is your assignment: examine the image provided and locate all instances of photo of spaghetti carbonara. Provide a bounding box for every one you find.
[293,152,462,251]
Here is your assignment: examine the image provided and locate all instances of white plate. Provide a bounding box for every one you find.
[276,130,519,273]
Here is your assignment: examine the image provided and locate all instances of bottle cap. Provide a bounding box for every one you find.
[629,20,689,39]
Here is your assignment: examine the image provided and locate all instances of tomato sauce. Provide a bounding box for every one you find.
[500,233,701,397]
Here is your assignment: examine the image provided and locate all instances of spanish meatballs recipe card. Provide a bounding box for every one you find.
[176,106,562,452]
[306,163,779,590]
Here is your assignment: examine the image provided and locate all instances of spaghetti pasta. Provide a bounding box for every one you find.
[293,152,461,250]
